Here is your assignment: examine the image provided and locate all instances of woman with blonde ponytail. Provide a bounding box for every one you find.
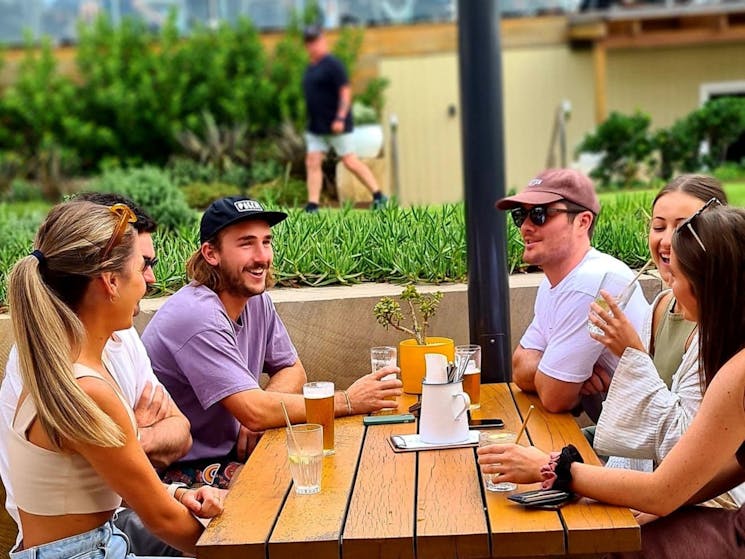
[7,201,217,558]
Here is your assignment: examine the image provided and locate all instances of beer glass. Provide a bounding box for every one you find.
[371,346,398,411]
[303,381,335,455]
[456,344,481,410]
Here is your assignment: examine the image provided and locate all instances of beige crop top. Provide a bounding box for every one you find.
[8,364,136,516]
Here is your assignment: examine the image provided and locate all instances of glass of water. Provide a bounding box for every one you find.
[479,431,518,492]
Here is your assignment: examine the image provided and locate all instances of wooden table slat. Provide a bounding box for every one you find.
[196,428,291,559]
[268,416,365,559]
[417,447,490,559]
[343,420,417,559]
[509,384,641,555]
[478,385,566,557]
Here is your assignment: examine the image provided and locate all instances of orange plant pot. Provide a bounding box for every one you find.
[398,337,455,394]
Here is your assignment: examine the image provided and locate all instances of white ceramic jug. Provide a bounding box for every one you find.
[419,380,471,444]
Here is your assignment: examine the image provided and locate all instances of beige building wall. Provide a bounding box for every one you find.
[381,53,463,205]
[381,40,745,204]
[380,45,596,203]
[607,43,745,128]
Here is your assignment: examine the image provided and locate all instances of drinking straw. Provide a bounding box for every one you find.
[280,400,301,452]
[514,405,535,445]
[618,258,654,305]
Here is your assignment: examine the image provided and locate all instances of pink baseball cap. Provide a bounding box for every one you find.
[495,168,600,215]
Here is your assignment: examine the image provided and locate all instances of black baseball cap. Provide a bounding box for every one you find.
[200,196,288,243]
[303,24,323,43]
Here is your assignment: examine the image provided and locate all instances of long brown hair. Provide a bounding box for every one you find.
[8,201,136,449]
[653,174,728,207]
[672,206,745,388]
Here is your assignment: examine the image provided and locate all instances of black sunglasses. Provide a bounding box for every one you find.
[143,256,159,270]
[675,197,723,252]
[510,205,584,228]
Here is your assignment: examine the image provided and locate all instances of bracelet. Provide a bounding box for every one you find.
[342,390,353,416]
[540,444,584,491]
[177,489,189,504]
[334,116,345,121]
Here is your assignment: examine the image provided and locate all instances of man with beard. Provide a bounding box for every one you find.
[142,196,401,488]
[495,169,649,422]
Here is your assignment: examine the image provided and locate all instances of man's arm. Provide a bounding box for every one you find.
[331,85,352,134]
[220,367,403,432]
[512,345,583,413]
[512,346,542,392]
[264,359,307,393]
[134,382,192,469]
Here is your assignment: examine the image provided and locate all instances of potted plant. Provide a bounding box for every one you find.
[352,101,384,158]
[373,285,454,394]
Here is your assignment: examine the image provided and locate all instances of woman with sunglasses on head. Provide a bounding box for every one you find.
[6,201,220,558]
[484,205,745,558]
[587,176,743,508]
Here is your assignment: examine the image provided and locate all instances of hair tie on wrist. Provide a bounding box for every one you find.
[30,249,46,266]
[540,444,584,491]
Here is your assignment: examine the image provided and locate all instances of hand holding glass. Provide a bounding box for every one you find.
[587,272,630,336]
[479,431,518,492]
[371,346,398,410]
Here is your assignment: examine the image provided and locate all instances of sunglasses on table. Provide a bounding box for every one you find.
[100,203,138,262]
[510,205,585,228]
[675,197,723,252]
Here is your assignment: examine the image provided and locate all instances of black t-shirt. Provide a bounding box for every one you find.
[302,55,353,135]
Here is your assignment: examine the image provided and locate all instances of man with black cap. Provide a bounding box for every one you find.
[302,24,387,212]
[142,196,401,487]
[495,169,649,421]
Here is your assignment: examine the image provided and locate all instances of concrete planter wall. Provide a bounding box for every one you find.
[0,274,662,390]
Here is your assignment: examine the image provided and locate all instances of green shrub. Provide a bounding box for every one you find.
[2,179,44,203]
[168,157,219,187]
[91,166,196,229]
[576,111,655,188]
[250,177,307,207]
[713,161,745,183]
[181,182,242,210]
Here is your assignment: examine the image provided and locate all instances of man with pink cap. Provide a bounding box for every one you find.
[495,168,649,421]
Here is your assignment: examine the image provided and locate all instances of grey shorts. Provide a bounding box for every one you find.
[305,131,355,156]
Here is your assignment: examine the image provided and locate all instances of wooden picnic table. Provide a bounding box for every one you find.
[197,383,640,559]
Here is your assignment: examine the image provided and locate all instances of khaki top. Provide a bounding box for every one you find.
[652,295,697,389]
[8,363,135,516]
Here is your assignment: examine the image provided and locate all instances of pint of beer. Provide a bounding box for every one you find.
[456,345,481,410]
[303,382,335,455]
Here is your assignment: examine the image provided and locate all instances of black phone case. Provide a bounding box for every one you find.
[507,489,573,508]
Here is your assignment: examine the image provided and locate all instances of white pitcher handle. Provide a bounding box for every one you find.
[452,392,470,420]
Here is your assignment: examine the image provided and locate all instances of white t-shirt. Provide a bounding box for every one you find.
[520,249,650,419]
[0,327,165,540]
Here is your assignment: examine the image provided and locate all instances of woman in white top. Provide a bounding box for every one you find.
[7,201,220,557]
[588,175,743,506]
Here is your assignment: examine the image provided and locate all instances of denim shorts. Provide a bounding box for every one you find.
[10,520,160,559]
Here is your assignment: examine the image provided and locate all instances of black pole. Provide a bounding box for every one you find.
[457,0,511,383]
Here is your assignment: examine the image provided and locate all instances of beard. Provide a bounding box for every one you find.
[221,265,268,298]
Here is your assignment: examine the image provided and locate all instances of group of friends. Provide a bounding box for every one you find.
[1,166,744,559]
[480,169,745,558]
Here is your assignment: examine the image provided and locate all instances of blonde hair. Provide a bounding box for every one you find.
[8,201,137,450]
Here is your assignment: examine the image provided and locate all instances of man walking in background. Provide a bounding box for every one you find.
[302,24,387,212]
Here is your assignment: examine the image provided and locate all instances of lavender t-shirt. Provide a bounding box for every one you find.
[142,283,298,461]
